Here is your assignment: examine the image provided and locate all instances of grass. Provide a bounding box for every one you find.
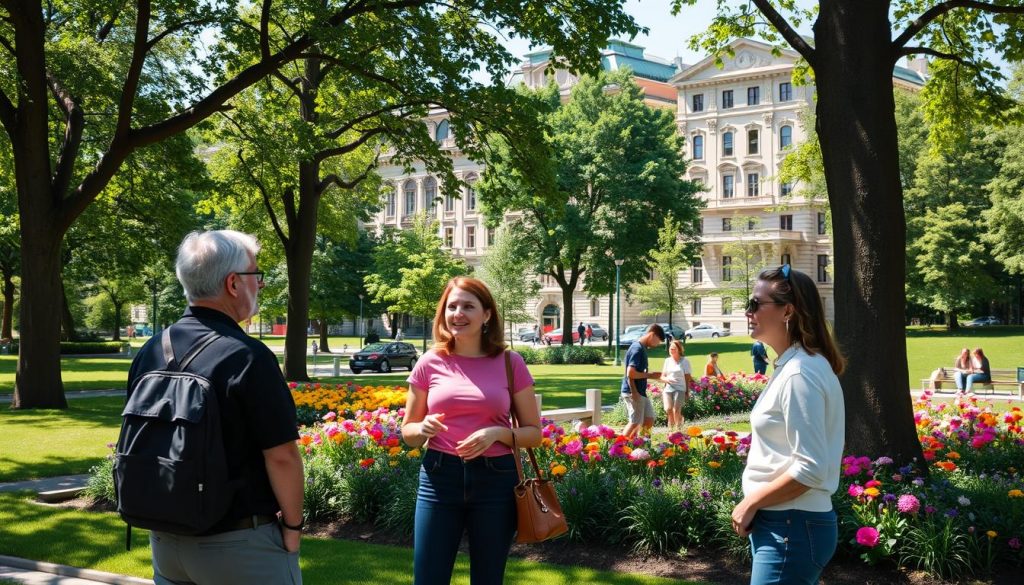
[0,492,685,585]
[0,397,123,482]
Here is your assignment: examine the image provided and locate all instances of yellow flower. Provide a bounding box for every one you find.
[550,464,567,477]
[986,530,997,539]
[1008,489,1024,498]
[863,487,881,498]
[687,467,699,477]
[407,449,421,458]
[388,446,403,456]
[707,461,722,469]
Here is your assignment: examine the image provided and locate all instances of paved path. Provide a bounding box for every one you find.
[0,390,124,404]
[0,475,90,494]
[0,556,151,585]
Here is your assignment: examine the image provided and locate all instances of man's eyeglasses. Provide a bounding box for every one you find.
[236,271,265,284]
[745,298,785,313]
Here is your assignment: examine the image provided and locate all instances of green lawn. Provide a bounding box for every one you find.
[0,492,684,585]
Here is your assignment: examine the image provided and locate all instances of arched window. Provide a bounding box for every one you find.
[404,180,416,215]
[722,131,734,156]
[693,135,704,160]
[424,177,437,214]
[780,125,793,149]
[435,120,450,143]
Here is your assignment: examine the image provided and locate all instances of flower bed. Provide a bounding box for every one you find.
[290,382,406,426]
[604,373,766,426]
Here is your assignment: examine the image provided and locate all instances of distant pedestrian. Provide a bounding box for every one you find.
[705,352,724,378]
[620,324,665,438]
[396,328,405,341]
[751,340,768,375]
[577,321,586,346]
[585,324,593,344]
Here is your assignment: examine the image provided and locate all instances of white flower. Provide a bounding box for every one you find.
[958,496,971,506]
[629,448,651,461]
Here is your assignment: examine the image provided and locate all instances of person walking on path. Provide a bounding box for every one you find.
[620,324,665,438]
[751,340,769,375]
[577,321,586,346]
[128,230,304,585]
[402,276,541,585]
[585,323,593,345]
[732,263,846,585]
[659,339,693,431]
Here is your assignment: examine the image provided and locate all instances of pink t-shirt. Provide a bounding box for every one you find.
[407,350,535,457]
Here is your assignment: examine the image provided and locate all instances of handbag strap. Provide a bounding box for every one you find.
[506,351,545,482]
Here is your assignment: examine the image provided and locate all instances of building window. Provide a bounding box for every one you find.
[781,253,791,265]
[722,218,732,232]
[691,298,702,316]
[694,218,703,235]
[722,89,734,109]
[817,254,829,282]
[817,212,827,235]
[424,177,437,214]
[692,94,704,112]
[692,259,703,283]
[486,227,495,246]
[723,131,734,156]
[693,135,704,159]
[444,227,454,248]
[781,182,794,196]
[465,226,476,249]
[590,298,600,317]
[748,129,759,154]
[435,119,450,143]
[722,297,733,315]
[722,256,733,281]
[747,173,760,197]
[444,192,455,212]
[723,175,735,198]
[404,181,416,215]
[747,86,760,106]
[747,218,756,230]
[723,322,731,331]
[466,180,477,211]
[780,214,793,231]
[779,82,792,102]
[780,125,793,149]
[386,191,396,217]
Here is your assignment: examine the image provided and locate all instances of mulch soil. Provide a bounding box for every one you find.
[49,499,1017,585]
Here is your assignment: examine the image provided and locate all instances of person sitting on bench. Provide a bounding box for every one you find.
[957,348,991,393]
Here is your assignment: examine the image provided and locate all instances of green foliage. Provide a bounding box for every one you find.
[898,516,974,579]
[983,124,1024,276]
[620,477,686,555]
[478,228,540,338]
[302,454,343,522]
[60,342,125,355]
[83,453,116,505]
[635,216,701,328]
[519,345,606,365]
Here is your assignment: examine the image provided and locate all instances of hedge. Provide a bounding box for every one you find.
[0,341,126,355]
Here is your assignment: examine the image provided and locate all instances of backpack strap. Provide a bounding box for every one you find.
[163,326,223,372]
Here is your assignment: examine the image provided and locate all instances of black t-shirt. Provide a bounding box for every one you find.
[127,306,298,529]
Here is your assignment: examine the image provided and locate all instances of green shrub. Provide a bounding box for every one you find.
[619,476,687,555]
[61,342,125,355]
[303,454,343,521]
[378,469,419,535]
[899,516,973,579]
[83,454,116,505]
[555,469,620,543]
[515,347,543,365]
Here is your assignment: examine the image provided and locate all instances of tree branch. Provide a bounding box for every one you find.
[893,0,1024,49]
[0,89,13,136]
[146,18,215,51]
[896,45,974,66]
[238,148,289,246]
[115,0,151,140]
[325,99,433,139]
[271,69,303,97]
[260,0,272,61]
[314,127,385,162]
[750,0,815,64]
[47,73,84,199]
[318,163,374,194]
[97,1,128,42]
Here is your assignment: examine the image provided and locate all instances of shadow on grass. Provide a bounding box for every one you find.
[0,356,131,394]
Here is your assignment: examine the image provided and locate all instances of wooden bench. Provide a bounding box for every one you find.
[535,388,606,426]
[921,368,1023,399]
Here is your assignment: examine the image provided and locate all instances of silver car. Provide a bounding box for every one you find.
[683,324,731,339]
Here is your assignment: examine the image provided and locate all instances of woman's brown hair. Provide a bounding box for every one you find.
[760,265,846,375]
[432,276,506,357]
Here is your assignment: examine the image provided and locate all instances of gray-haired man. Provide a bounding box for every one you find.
[127,230,304,584]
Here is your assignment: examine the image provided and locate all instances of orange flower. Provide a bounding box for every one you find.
[945,451,960,460]
[935,460,957,472]
[707,461,722,469]
[686,426,703,437]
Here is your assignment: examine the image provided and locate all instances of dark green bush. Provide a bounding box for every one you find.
[61,342,125,354]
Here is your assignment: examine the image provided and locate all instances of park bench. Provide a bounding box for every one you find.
[535,388,606,426]
[920,367,1023,399]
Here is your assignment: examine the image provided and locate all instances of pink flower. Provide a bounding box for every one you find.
[856,527,880,548]
[896,494,920,515]
[848,484,864,498]
[562,439,583,456]
[322,412,337,422]
[1009,538,1021,550]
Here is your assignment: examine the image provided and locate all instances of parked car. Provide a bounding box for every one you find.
[683,324,731,339]
[517,327,540,343]
[616,324,649,347]
[656,323,686,341]
[544,328,580,344]
[350,342,418,374]
[963,316,1002,327]
[584,323,608,341]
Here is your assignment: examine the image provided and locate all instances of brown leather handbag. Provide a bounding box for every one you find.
[505,351,568,544]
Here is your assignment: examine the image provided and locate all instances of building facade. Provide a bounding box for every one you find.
[368,38,925,336]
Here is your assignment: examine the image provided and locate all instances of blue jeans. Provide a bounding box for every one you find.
[749,508,837,585]
[955,371,990,392]
[414,449,519,585]
[753,360,768,375]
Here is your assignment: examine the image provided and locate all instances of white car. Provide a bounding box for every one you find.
[684,324,731,339]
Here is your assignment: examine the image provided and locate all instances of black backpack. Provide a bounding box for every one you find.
[114,326,235,541]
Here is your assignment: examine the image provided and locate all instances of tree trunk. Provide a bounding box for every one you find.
[111,300,123,341]
[319,319,330,353]
[390,315,398,338]
[2,271,15,340]
[282,163,321,382]
[422,316,428,352]
[60,280,77,342]
[946,311,959,331]
[813,0,924,466]
[560,284,574,346]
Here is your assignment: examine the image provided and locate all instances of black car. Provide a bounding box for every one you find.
[350,342,418,374]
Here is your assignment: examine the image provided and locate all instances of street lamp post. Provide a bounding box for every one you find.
[358,293,364,341]
[614,258,624,366]
[147,278,160,336]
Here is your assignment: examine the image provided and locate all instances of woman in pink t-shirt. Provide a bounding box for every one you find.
[402,276,540,585]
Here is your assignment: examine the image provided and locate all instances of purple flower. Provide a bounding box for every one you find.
[925,505,937,514]
[912,478,925,487]
[945,508,959,518]
[883,493,897,504]
[1009,537,1021,550]
[874,456,894,466]
[652,478,663,489]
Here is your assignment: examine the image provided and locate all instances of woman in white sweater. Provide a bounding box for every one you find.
[732,264,846,585]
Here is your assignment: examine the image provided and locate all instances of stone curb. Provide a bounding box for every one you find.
[0,555,152,585]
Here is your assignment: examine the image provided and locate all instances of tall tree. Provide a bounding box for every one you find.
[2,0,639,408]
[365,214,468,351]
[480,71,703,345]
[635,216,702,329]
[674,0,1024,465]
[983,124,1024,323]
[477,227,540,347]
